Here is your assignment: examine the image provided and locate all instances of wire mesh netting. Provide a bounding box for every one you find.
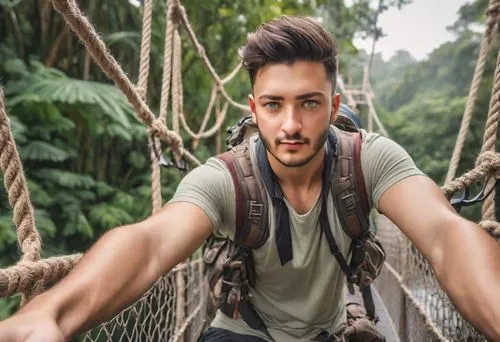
[374,212,485,342]
[81,258,207,342]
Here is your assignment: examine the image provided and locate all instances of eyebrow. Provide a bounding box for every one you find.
[258,91,325,101]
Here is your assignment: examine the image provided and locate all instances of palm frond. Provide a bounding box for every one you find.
[36,168,96,189]
[104,31,141,52]
[22,141,72,162]
[0,214,17,245]
[28,180,53,207]
[6,114,28,144]
[95,181,116,197]
[7,62,137,129]
[34,209,57,238]
[63,211,94,238]
[88,203,134,230]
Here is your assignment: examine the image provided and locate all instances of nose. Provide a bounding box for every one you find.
[281,107,302,137]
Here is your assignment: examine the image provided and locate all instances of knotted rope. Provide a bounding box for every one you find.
[170,0,248,112]
[445,0,500,183]
[441,150,500,239]
[51,0,200,168]
[442,151,500,197]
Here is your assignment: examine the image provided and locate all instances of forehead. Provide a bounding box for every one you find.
[253,60,331,96]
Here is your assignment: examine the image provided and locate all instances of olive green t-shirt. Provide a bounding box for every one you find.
[169,131,424,341]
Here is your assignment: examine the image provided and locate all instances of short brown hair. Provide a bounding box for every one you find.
[240,16,338,90]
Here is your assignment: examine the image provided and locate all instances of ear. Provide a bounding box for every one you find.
[330,93,340,123]
[248,94,257,123]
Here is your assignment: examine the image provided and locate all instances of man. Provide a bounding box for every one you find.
[1,15,500,342]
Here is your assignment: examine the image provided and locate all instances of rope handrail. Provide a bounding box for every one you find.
[365,92,389,137]
[445,0,500,183]
[441,151,500,197]
[137,0,153,100]
[138,0,163,213]
[170,0,249,112]
[480,52,500,220]
[0,254,202,298]
[0,89,41,264]
[51,0,200,167]
[0,254,82,298]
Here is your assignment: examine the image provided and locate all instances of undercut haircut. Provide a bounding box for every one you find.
[240,15,338,91]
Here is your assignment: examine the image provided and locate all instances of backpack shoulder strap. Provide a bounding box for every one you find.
[330,126,370,239]
[216,139,269,248]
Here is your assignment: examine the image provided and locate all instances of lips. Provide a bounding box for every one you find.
[280,140,305,145]
[280,141,305,150]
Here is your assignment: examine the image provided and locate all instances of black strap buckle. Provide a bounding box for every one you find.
[149,136,187,171]
[450,178,497,212]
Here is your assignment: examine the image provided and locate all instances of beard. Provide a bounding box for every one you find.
[259,126,329,168]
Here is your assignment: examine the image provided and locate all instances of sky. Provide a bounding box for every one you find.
[351,0,473,61]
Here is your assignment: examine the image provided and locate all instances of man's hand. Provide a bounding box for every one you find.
[0,201,213,340]
[0,312,64,342]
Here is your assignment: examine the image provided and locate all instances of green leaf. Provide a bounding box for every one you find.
[95,182,116,197]
[89,204,134,230]
[36,169,96,189]
[22,141,71,162]
[0,215,17,245]
[63,212,93,238]
[104,32,141,51]
[28,180,53,207]
[34,210,57,238]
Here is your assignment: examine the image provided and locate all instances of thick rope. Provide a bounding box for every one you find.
[222,61,243,85]
[445,0,500,183]
[159,2,175,123]
[192,86,218,150]
[365,93,389,137]
[0,89,41,264]
[172,28,182,134]
[138,0,162,213]
[481,52,500,220]
[0,255,202,298]
[137,0,153,100]
[189,62,245,147]
[180,101,229,140]
[0,254,82,298]
[150,0,176,214]
[51,0,200,167]
[170,0,249,112]
[479,220,500,239]
[441,151,500,197]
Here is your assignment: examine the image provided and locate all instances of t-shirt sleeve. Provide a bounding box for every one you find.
[167,157,236,239]
[361,132,426,209]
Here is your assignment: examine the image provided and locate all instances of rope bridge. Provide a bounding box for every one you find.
[0,0,499,341]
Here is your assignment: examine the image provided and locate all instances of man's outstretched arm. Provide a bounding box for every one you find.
[0,202,213,341]
[379,175,500,340]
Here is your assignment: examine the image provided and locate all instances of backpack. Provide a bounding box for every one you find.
[202,112,386,339]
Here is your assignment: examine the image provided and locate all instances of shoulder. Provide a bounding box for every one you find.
[360,130,412,162]
[358,130,426,208]
[169,156,235,230]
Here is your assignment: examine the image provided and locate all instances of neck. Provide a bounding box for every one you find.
[267,146,326,190]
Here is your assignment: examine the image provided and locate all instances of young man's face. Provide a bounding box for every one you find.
[249,60,340,168]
